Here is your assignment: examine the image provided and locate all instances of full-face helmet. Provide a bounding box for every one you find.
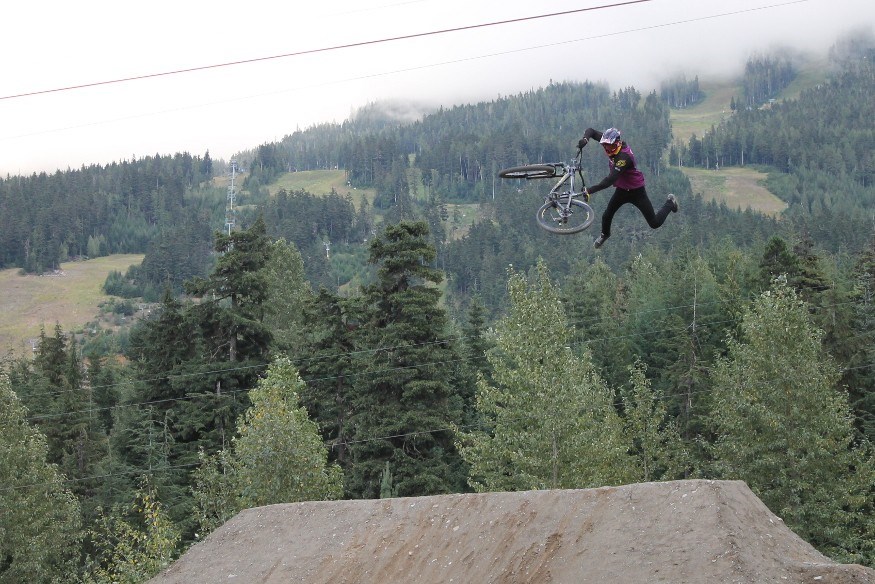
[600,127,622,156]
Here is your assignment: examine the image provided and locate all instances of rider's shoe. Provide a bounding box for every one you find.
[593,233,609,249]
[667,194,679,213]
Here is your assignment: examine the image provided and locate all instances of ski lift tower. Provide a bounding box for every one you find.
[225,160,238,235]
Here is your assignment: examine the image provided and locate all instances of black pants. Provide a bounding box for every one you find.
[601,186,671,237]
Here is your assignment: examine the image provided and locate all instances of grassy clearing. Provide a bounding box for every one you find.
[0,254,143,358]
[268,170,377,210]
[444,203,484,240]
[681,166,786,217]
[670,82,741,143]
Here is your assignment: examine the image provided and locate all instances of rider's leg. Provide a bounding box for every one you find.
[628,188,673,229]
[600,189,625,237]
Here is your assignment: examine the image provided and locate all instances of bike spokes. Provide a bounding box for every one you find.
[535,198,594,234]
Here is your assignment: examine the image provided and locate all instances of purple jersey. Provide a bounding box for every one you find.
[610,144,645,190]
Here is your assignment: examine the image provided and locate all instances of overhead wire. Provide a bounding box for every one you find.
[16,296,872,421]
[0,0,658,102]
[6,360,873,494]
[13,295,870,404]
[3,0,866,492]
[0,0,815,142]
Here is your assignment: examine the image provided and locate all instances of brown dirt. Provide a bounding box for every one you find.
[151,480,874,584]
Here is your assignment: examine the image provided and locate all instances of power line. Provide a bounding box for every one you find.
[0,0,815,143]
[6,358,873,495]
[21,308,873,423]
[0,0,657,102]
[14,295,869,403]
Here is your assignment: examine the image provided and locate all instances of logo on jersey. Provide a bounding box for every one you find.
[614,159,627,169]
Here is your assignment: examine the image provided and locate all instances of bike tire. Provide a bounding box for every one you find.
[498,164,557,179]
[536,199,595,234]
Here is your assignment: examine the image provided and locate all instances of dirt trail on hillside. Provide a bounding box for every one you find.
[151,480,874,584]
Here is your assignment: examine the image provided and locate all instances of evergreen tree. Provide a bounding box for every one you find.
[345,221,466,498]
[458,295,494,421]
[0,373,82,583]
[297,289,358,464]
[458,260,635,492]
[185,215,272,363]
[710,282,874,563]
[262,238,312,354]
[846,235,875,441]
[563,257,631,391]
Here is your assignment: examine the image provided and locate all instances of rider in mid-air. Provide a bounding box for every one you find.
[578,127,678,248]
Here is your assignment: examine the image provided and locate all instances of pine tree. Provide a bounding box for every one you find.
[184,215,272,363]
[846,236,875,441]
[297,289,358,464]
[710,281,874,563]
[458,259,635,492]
[0,373,82,582]
[345,221,467,498]
[262,238,311,354]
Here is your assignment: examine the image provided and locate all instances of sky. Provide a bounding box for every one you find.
[1,0,873,176]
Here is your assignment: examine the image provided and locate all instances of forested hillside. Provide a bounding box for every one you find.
[2,40,875,582]
[675,48,875,254]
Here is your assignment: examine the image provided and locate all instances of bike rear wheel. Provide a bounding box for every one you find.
[536,199,595,234]
[498,164,557,179]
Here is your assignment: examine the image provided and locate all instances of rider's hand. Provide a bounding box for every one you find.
[577,137,588,149]
[582,187,590,201]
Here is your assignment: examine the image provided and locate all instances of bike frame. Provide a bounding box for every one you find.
[546,150,586,207]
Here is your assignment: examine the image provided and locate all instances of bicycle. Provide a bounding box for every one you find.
[498,148,595,234]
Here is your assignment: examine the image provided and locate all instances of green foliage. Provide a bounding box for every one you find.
[344,221,468,498]
[458,259,635,492]
[621,360,688,481]
[379,461,398,499]
[0,152,214,273]
[742,53,796,107]
[261,189,359,288]
[680,55,875,253]
[0,373,82,584]
[710,281,874,563]
[190,448,239,537]
[660,74,704,108]
[233,357,343,507]
[262,239,312,354]
[190,358,343,535]
[845,237,875,441]
[84,480,180,584]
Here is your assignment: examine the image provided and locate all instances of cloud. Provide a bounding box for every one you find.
[1,0,872,175]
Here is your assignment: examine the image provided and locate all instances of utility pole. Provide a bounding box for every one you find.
[225,160,238,235]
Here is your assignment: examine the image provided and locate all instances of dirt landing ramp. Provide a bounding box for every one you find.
[151,480,873,583]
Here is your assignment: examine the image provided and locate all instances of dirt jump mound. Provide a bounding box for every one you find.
[151,479,874,583]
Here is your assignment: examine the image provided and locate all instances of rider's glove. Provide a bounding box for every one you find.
[582,187,590,201]
[577,137,588,149]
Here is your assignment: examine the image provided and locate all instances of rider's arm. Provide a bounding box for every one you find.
[587,150,632,195]
[583,127,602,142]
[587,167,621,195]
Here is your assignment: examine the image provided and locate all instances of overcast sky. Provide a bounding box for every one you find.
[1,0,872,176]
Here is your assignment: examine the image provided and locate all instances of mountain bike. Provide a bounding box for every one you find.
[498,149,594,234]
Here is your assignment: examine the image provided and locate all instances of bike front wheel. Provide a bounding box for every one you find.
[536,199,595,234]
[498,164,557,179]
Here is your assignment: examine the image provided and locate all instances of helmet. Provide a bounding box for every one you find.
[599,127,622,145]
[600,128,622,155]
